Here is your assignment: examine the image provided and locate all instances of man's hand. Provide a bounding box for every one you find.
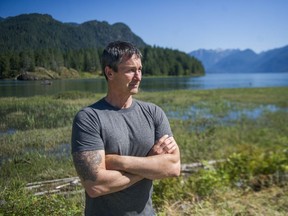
[147,134,177,156]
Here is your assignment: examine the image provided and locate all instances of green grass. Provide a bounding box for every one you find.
[0,87,287,215]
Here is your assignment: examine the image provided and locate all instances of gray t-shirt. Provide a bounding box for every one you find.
[71,98,172,216]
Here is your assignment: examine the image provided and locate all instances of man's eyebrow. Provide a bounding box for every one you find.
[120,65,140,69]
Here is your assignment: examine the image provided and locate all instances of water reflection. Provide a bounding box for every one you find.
[223,104,280,121]
[167,104,286,124]
[0,129,16,136]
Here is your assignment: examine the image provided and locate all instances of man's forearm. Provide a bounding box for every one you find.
[73,150,143,198]
[83,169,143,198]
[105,148,181,180]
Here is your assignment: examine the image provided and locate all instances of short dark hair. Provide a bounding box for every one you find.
[101,41,142,79]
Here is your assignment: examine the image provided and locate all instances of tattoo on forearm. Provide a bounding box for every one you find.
[72,151,102,182]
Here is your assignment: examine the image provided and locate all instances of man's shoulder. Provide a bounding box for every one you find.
[134,99,164,114]
[88,97,108,109]
[82,98,112,112]
[134,99,156,108]
[74,98,107,118]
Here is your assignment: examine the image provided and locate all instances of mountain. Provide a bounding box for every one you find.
[189,49,239,69]
[0,13,146,52]
[209,49,259,73]
[255,46,288,72]
[0,13,204,79]
[189,46,288,73]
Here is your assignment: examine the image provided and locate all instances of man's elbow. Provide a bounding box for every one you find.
[170,148,181,177]
[86,188,100,198]
[168,152,181,177]
[85,186,109,198]
[83,182,108,198]
[164,161,181,178]
[170,161,181,177]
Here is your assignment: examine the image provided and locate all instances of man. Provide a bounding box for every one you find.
[71,41,180,216]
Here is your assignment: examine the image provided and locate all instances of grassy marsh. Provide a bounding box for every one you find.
[0,87,287,215]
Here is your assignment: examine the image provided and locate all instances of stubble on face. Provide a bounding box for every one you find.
[118,55,142,95]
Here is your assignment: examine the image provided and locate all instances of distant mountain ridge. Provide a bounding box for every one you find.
[0,13,146,52]
[189,49,239,69]
[189,46,288,73]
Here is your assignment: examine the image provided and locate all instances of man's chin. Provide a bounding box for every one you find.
[130,88,140,95]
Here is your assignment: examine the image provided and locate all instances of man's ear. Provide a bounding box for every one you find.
[105,66,113,80]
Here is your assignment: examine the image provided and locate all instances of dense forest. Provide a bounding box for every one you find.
[0,13,204,79]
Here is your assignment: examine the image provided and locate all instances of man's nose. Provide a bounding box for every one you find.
[133,71,141,80]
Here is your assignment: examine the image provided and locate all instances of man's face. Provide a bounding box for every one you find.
[112,54,142,95]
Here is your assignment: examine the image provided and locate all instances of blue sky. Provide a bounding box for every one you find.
[1,0,287,53]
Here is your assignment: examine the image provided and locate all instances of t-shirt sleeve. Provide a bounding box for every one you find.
[153,105,173,141]
[71,108,104,153]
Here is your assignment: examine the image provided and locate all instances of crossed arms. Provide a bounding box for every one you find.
[72,135,181,198]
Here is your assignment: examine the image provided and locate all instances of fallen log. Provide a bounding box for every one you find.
[26,177,80,189]
[26,177,81,196]
[25,160,224,195]
[181,159,226,173]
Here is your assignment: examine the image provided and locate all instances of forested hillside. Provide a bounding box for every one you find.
[0,13,204,79]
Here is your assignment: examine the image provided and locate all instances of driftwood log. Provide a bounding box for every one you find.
[26,177,82,196]
[26,160,225,196]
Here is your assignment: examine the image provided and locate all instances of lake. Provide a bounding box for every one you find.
[0,72,287,97]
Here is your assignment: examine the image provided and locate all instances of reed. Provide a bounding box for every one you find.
[0,87,287,215]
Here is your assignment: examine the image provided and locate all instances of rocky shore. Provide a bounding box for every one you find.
[16,67,80,80]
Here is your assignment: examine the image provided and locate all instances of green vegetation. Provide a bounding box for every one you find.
[0,14,204,79]
[0,46,204,79]
[0,87,287,215]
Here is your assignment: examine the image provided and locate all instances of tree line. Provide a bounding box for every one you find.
[0,46,204,79]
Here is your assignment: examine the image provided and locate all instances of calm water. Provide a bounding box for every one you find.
[0,72,287,97]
